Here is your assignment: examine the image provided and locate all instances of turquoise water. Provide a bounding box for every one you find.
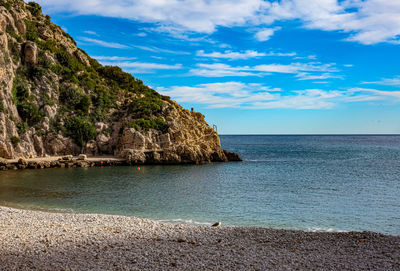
[0,135,400,235]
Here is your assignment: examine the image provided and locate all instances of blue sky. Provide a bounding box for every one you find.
[36,0,400,134]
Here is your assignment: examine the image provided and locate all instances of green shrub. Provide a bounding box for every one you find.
[45,15,51,25]
[59,87,91,114]
[129,118,168,133]
[0,1,12,10]
[11,136,20,146]
[129,97,164,117]
[8,40,20,64]
[17,100,44,125]
[29,66,46,78]
[37,39,58,53]
[6,29,22,42]
[27,2,42,16]
[17,121,29,134]
[38,57,52,69]
[50,63,63,75]
[56,49,82,73]
[25,20,39,42]
[64,116,96,147]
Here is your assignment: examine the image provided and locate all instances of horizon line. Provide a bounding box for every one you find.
[219,134,400,136]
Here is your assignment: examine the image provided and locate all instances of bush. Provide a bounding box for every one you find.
[59,87,91,114]
[129,97,164,117]
[37,39,58,53]
[25,20,39,42]
[8,40,20,64]
[17,121,29,134]
[65,116,96,147]
[6,29,22,42]
[11,136,20,146]
[129,118,168,133]
[27,2,42,16]
[0,1,12,10]
[29,66,46,79]
[56,49,82,73]
[17,100,44,125]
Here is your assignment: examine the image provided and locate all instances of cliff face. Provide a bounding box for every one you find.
[0,0,241,163]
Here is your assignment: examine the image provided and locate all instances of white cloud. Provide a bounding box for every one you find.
[38,0,400,45]
[264,0,400,45]
[158,82,279,108]
[350,87,400,99]
[132,45,190,55]
[94,56,136,61]
[190,64,260,77]
[39,0,269,33]
[79,37,130,49]
[255,27,281,41]
[196,50,266,60]
[84,30,99,36]
[190,62,338,78]
[100,61,182,70]
[362,76,400,86]
[159,82,392,109]
[266,51,297,57]
[294,55,317,60]
[296,72,342,81]
[196,50,298,60]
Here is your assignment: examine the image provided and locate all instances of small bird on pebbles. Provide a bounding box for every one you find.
[211,221,221,227]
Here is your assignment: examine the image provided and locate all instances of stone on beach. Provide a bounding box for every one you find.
[0,206,399,270]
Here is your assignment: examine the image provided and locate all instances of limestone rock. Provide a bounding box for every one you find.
[15,19,25,35]
[0,1,241,164]
[74,50,90,66]
[78,154,87,160]
[121,129,146,150]
[23,41,37,66]
[123,149,146,164]
[62,155,73,161]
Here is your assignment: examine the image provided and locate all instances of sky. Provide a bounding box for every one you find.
[35,0,400,134]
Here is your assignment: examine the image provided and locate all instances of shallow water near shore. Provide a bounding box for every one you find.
[1,135,400,235]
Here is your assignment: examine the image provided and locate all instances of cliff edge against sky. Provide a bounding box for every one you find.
[0,0,241,164]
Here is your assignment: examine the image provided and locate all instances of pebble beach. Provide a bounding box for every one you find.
[1,206,399,270]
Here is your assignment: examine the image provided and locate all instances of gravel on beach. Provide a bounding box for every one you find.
[0,206,399,270]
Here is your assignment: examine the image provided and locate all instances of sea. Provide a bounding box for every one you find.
[0,135,399,236]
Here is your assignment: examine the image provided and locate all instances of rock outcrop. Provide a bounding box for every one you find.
[0,0,242,164]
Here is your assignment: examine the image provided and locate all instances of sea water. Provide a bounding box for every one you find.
[0,135,399,235]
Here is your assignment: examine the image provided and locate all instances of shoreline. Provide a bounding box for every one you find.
[0,155,130,171]
[1,206,399,270]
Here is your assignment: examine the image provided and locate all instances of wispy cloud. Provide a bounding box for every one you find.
[196,50,266,60]
[266,51,297,57]
[79,37,130,49]
[132,45,190,55]
[350,87,400,99]
[190,62,338,78]
[159,82,393,109]
[362,76,400,86]
[38,0,400,45]
[157,82,400,109]
[94,56,136,61]
[196,50,298,60]
[99,61,182,73]
[83,30,99,36]
[296,72,342,81]
[255,27,281,41]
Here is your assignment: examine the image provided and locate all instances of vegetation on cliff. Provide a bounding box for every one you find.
[2,0,170,143]
[0,0,241,163]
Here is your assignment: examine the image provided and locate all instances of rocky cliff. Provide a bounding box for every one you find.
[0,0,241,164]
